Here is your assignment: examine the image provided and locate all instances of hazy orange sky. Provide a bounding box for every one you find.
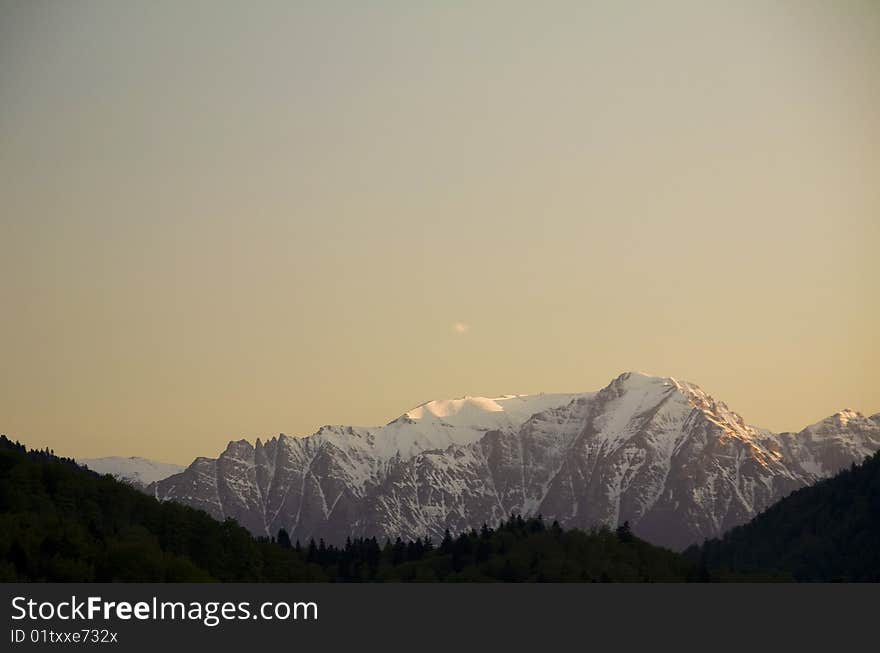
[1,1,878,464]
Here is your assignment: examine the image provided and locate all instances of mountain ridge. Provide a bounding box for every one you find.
[132,371,878,550]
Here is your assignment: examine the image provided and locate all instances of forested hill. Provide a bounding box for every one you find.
[0,435,698,582]
[0,435,320,581]
[688,451,880,581]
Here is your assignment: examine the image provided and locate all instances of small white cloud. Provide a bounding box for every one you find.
[451,322,470,334]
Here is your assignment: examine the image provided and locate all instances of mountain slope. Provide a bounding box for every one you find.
[148,373,880,549]
[689,450,880,581]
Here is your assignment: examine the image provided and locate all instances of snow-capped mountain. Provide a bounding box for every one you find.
[80,456,184,488]
[146,373,880,550]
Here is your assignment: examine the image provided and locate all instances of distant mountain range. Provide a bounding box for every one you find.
[90,372,879,550]
[79,456,184,489]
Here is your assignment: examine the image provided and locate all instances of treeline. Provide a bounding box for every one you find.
[268,516,698,581]
[686,450,880,582]
[0,435,698,582]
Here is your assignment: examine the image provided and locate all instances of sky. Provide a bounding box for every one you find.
[1,1,878,464]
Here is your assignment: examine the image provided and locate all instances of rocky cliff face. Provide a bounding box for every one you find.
[148,373,880,550]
